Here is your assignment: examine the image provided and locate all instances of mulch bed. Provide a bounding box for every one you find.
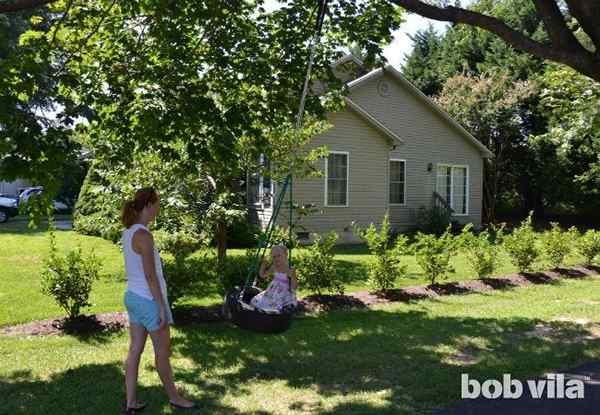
[2,265,600,337]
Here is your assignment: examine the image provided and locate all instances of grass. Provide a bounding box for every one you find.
[0,217,586,327]
[2,278,600,414]
[2,217,600,413]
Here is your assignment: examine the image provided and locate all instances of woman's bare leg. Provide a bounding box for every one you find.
[149,326,194,407]
[125,322,148,408]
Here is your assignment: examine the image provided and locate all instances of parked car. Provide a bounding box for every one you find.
[19,187,70,213]
[0,194,19,223]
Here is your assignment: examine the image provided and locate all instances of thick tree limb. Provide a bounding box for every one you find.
[389,0,600,82]
[565,0,600,53]
[0,0,57,13]
[532,0,580,50]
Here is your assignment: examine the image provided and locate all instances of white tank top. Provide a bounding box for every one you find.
[122,223,168,302]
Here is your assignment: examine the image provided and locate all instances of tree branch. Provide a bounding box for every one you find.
[532,0,580,50]
[0,0,57,13]
[388,0,600,82]
[564,0,600,53]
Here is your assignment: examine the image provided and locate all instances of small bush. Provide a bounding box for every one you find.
[295,231,343,295]
[156,230,204,306]
[576,229,600,266]
[541,223,578,268]
[502,213,540,272]
[262,226,299,250]
[414,226,458,285]
[416,205,451,235]
[354,214,408,291]
[458,223,504,278]
[41,223,101,320]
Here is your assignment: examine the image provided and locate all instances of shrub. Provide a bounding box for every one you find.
[458,223,504,278]
[295,231,343,295]
[155,230,204,306]
[416,205,451,235]
[414,226,458,285]
[354,214,408,291]
[576,229,600,266]
[502,213,540,272]
[41,222,101,320]
[262,225,299,250]
[541,223,578,268]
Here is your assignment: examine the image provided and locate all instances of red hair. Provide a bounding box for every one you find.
[121,187,158,228]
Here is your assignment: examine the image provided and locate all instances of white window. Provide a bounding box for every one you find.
[248,155,273,209]
[389,159,406,205]
[436,164,468,215]
[325,151,349,207]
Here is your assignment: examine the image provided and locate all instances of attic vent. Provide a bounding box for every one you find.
[377,80,391,97]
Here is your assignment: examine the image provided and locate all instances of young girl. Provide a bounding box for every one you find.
[251,245,298,313]
[121,188,197,413]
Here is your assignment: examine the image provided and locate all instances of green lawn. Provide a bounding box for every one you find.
[0,217,586,327]
[2,219,599,414]
[3,278,600,414]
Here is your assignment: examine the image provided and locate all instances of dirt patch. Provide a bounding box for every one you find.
[172,304,224,324]
[0,313,127,337]
[524,317,600,343]
[445,346,483,366]
[299,294,368,313]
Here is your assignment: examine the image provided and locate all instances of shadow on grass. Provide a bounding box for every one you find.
[0,362,258,415]
[170,308,600,414]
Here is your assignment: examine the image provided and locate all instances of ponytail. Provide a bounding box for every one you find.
[121,187,158,228]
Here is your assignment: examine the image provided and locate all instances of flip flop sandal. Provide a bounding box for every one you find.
[125,401,147,414]
[169,400,198,411]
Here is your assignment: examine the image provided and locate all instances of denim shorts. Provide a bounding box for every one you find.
[124,290,174,332]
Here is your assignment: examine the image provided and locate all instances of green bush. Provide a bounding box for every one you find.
[354,214,408,291]
[416,205,452,235]
[502,213,540,272]
[227,221,261,248]
[458,223,504,278]
[414,226,458,285]
[41,224,101,320]
[295,231,343,295]
[576,229,600,266]
[541,223,578,268]
[263,225,299,250]
[156,230,205,306]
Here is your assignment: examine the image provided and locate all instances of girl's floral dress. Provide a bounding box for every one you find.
[251,271,297,313]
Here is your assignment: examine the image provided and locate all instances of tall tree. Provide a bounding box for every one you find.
[403,24,443,95]
[389,0,600,82]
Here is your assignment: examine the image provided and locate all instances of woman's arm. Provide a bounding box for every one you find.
[133,229,167,328]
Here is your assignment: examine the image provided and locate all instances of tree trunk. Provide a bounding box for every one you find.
[216,220,227,265]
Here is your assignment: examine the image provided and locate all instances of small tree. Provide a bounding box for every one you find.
[541,223,578,268]
[155,229,204,306]
[41,216,101,320]
[576,230,600,266]
[458,223,505,278]
[502,213,540,273]
[354,214,408,291]
[414,225,459,285]
[295,232,343,295]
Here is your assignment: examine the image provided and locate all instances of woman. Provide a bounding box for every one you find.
[121,188,197,413]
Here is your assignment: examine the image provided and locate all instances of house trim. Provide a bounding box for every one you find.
[324,151,350,208]
[389,158,407,206]
[344,98,404,145]
[436,163,470,216]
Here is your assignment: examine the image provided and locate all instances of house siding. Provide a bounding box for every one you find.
[349,73,484,229]
[275,110,392,243]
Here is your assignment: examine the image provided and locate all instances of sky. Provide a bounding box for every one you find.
[264,0,474,70]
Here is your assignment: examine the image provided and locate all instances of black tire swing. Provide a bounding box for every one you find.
[222,0,328,334]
